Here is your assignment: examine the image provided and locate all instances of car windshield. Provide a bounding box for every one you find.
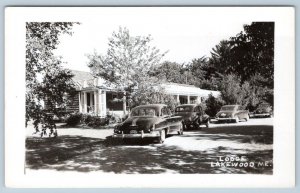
[259,104,270,108]
[131,107,157,117]
[221,106,236,111]
[175,106,193,112]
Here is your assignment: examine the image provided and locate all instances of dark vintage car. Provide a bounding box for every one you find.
[216,105,249,123]
[252,103,273,118]
[112,104,183,143]
[174,104,210,130]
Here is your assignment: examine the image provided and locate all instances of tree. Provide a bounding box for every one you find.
[150,61,185,84]
[26,22,78,135]
[205,94,225,117]
[87,27,168,112]
[229,22,274,86]
[129,76,179,111]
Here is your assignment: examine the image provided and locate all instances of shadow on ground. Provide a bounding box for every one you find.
[26,124,273,174]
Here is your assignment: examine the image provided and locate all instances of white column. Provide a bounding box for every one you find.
[97,89,102,116]
[187,95,190,104]
[102,90,107,116]
[196,96,201,104]
[123,92,127,115]
[176,94,180,103]
[94,91,97,114]
[78,92,82,112]
[83,92,87,113]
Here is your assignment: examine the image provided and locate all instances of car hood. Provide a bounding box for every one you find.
[254,108,271,113]
[216,111,234,117]
[117,116,160,131]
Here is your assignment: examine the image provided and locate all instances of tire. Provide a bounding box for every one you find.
[245,115,249,122]
[234,116,239,123]
[178,124,183,135]
[206,120,210,128]
[159,129,166,143]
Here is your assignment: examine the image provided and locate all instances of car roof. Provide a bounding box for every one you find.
[176,104,197,107]
[132,104,167,111]
[222,105,239,107]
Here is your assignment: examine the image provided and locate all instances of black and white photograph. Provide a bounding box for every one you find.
[5,7,295,188]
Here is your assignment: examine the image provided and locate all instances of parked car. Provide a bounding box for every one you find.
[174,104,210,130]
[112,104,183,143]
[251,103,273,118]
[216,105,249,123]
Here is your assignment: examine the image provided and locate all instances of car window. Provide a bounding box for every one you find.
[221,106,235,111]
[131,108,157,117]
[161,107,169,116]
[175,106,193,112]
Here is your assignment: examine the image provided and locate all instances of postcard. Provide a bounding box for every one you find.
[5,7,295,188]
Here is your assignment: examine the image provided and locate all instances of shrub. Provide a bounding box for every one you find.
[205,94,225,117]
[66,113,82,126]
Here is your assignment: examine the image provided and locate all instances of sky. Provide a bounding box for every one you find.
[53,8,252,72]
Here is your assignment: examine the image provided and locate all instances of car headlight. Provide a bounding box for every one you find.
[114,125,120,133]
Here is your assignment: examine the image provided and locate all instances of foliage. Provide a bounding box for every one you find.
[26,22,78,131]
[65,113,82,126]
[204,94,225,117]
[87,27,171,111]
[230,22,274,86]
[129,76,179,112]
[87,26,167,91]
[149,61,185,84]
[66,113,111,127]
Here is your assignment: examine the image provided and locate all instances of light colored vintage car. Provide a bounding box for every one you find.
[252,103,273,118]
[112,104,183,143]
[174,104,210,130]
[216,105,249,123]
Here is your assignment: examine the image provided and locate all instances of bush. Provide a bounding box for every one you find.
[205,94,225,117]
[86,116,109,127]
[66,113,110,127]
[66,113,82,126]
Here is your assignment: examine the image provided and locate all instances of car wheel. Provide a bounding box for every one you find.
[206,120,210,128]
[178,124,183,135]
[234,116,239,123]
[245,115,249,122]
[159,129,166,143]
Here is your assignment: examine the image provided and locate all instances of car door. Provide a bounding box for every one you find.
[162,106,180,133]
[237,105,247,119]
[195,105,205,122]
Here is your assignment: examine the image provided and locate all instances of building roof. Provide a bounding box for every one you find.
[161,82,220,97]
[69,70,220,97]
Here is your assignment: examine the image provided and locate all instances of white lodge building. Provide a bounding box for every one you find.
[66,70,220,117]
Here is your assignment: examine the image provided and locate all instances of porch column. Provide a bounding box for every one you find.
[78,92,82,112]
[97,89,107,117]
[123,92,127,115]
[101,90,107,116]
[176,94,180,103]
[83,91,87,113]
[187,95,190,104]
[196,96,201,104]
[97,90,102,116]
[94,90,98,114]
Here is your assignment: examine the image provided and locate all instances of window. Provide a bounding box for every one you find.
[161,107,170,116]
[237,106,243,111]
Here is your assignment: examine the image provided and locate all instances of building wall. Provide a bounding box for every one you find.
[66,92,80,112]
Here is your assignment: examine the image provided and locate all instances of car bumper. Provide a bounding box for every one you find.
[252,113,271,117]
[216,117,235,121]
[112,131,160,139]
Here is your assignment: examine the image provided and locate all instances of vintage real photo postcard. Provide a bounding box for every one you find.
[5,7,295,188]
